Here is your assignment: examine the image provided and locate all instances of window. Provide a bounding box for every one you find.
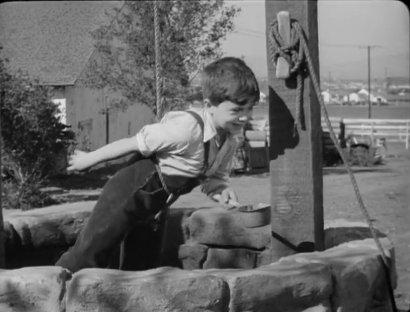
[52,98,67,124]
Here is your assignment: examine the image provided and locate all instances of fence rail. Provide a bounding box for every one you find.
[321,117,410,149]
[249,117,410,149]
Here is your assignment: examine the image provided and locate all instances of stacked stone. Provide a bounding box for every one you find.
[0,238,395,312]
[0,204,398,312]
[179,207,273,269]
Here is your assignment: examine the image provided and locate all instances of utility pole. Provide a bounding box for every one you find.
[105,108,110,145]
[101,90,110,145]
[359,45,379,119]
[328,71,331,89]
[367,46,371,118]
[322,44,381,116]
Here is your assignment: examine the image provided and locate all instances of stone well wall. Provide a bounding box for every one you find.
[1,202,397,312]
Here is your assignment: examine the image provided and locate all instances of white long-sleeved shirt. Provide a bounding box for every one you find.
[135,108,238,196]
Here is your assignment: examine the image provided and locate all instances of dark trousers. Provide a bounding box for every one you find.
[55,159,199,273]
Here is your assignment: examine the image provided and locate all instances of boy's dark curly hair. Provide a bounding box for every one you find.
[201,57,260,106]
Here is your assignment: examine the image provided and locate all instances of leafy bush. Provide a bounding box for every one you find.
[1,54,74,210]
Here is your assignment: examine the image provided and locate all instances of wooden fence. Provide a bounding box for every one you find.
[248,117,410,149]
[321,117,410,149]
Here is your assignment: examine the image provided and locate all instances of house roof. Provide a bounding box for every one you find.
[0,1,123,85]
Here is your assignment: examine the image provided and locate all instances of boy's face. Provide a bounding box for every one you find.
[206,99,254,135]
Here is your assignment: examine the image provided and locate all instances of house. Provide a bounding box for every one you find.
[357,89,388,105]
[0,1,154,151]
[348,92,360,104]
[321,90,331,104]
[386,76,410,103]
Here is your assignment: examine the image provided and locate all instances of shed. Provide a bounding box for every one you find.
[0,1,154,151]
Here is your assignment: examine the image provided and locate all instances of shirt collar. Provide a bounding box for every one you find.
[189,107,217,142]
[202,108,218,142]
[189,107,239,144]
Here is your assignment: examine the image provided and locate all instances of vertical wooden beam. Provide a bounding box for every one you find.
[265,0,324,260]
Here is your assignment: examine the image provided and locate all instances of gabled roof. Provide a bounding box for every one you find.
[0,1,123,85]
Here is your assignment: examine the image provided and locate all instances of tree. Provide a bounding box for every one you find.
[0,54,74,210]
[83,0,240,117]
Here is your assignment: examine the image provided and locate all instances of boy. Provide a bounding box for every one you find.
[56,57,260,272]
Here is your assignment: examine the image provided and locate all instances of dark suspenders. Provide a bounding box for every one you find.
[185,110,210,174]
[127,110,210,176]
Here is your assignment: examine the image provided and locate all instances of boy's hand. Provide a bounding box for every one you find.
[67,150,94,172]
[212,188,240,208]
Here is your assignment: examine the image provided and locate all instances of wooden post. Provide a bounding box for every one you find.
[265,0,324,260]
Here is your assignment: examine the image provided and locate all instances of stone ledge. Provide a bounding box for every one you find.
[66,267,229,312]
[4,201,95,250]
[279,237,396,312]
[184,207,271,249]
[0,237,395,312]
[3,203,199,268]
[324,219,387,249]
[205,260,333,312]
[0,266,71,312]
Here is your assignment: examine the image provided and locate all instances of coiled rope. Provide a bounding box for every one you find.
[269,20,306,135]
[269,19,398,311]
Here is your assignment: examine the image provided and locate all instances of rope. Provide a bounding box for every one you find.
[119,0,165,270]
[269,19,397,311]
[269,20,306,135]
[153,0,163,120]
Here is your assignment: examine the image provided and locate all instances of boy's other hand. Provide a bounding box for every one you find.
[212,188,240,208]
[67,150,92,173]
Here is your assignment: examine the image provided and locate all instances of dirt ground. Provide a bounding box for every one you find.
[173,142,410,310]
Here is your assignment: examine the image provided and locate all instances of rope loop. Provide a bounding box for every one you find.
[269,20,305,76]
[269,19,307,134]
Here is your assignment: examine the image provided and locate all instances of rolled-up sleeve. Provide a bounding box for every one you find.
[135,112,200,157]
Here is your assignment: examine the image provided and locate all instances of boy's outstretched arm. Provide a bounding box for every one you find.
[67,137,139,172]
[201,168,240,208]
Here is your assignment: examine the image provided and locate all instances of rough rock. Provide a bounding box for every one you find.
[206,259,332,312]
[4,201,94,249]
[301,304,331,312]
[66,266,230,312]
[160,207,198,267]
[280,237,395,312]
[178,243,209,269]
[185,207,271,249]
[203,248,260,269]
[324,219,386,249]
[0,266,70,312]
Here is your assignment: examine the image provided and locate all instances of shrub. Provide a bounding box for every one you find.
[1,54,74,210]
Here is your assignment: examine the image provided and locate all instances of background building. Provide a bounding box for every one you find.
[0,1,154,151]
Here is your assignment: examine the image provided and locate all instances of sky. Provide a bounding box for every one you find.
[221,0,409,80]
